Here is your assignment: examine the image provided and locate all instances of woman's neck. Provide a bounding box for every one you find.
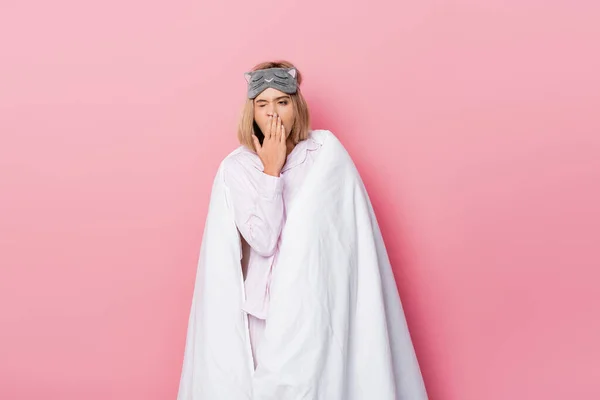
[286,138,295,156]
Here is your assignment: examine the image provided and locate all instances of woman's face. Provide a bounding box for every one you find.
[253,88,295,139]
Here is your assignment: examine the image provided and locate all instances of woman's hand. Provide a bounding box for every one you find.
[252,113,287,177]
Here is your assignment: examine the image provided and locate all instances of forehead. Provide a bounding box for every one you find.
[254,87,289,101]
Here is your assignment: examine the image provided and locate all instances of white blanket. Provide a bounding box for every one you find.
[177,130,428,400]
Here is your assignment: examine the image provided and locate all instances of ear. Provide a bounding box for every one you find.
[287,68,297,79]
[244,72,252,83]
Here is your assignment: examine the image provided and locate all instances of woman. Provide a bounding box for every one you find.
[223,61,322,370]
[177,61,428,400]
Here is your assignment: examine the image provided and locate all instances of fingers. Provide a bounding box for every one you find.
[269,113,278,140]
[275,114,282,142]
[264,114,285,143]
[264,115,273,140]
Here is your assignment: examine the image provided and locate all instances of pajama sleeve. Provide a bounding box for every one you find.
[222,158,285,257]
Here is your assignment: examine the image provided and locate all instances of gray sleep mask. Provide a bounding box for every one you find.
[244,67,298,99]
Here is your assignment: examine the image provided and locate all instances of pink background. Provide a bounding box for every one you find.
[1,1,599,399]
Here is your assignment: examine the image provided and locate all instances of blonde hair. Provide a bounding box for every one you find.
[237,60,311,150]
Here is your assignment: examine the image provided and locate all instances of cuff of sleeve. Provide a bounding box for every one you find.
[257,171,283,199]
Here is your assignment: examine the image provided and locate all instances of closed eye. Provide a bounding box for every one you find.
[257,101,287,108]
[256,97,290,107]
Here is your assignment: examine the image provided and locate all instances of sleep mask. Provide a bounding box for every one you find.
[244,67,298,99]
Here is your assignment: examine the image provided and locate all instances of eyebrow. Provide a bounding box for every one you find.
[255,96,291,103]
